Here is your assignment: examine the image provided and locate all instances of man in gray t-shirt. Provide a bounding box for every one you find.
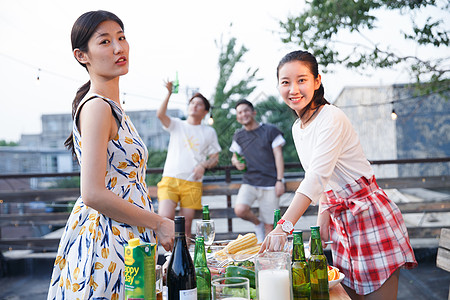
[230,99,286,242]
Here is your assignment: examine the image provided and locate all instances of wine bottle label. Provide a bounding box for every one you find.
[179,287,197,300]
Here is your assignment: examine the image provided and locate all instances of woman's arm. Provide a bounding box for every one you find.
[79,99,174,250]
[259,192,311,252]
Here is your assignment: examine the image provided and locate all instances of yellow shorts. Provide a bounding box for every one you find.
[157,177,203,210]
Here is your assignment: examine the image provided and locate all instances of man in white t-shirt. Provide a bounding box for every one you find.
[156,81,221,238]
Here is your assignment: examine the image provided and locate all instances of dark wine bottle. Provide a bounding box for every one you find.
[309,226,329,300]
[167,216,197,300]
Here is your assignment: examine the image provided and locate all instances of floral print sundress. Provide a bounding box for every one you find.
[48,94,156,300]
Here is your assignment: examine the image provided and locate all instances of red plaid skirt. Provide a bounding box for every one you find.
[322,176,417,295]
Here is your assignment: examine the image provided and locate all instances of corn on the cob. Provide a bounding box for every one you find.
[225,233,258,254]
[214,248,228,261]
[235,244,261,255]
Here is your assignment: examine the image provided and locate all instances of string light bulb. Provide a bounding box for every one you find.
[36,68,41,86]
[391,109,398,120]
[208,112,214,125]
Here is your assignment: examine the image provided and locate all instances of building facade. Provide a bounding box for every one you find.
[0,108,184,178]
[334,83,450,178]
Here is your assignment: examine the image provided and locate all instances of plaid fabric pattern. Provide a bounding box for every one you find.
[322,176,417,295]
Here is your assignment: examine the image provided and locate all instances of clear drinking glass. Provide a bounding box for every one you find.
[196,220,216,247]
[155,264,163,300]
[255,252,293,300]
[212,276,250,300]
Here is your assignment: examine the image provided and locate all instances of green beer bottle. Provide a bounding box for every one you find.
[234,152,247,171]
[273,209,281,230]
[202,205,210,221]
[194,236,211,300]
[309,226,329,300]
[173,71,179,94]
[292,231,310,300]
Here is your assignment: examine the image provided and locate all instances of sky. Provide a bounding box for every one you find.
[0,0,448,142]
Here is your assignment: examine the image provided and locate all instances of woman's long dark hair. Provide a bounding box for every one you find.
[64,10,124,155]
[276,50,330,118]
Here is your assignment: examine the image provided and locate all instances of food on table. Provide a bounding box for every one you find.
[214,233,261,262]
[327,265,340,281]
[225,265,256,288]
[225,233,258,254]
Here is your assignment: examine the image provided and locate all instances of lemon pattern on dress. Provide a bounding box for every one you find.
[48,95,156,300]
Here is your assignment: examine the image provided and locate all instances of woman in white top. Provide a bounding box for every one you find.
[261,50,417,299]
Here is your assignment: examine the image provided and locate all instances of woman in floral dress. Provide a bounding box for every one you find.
[48,10,174,299]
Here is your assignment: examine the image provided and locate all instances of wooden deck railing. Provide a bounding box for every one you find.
[1,158,450,252]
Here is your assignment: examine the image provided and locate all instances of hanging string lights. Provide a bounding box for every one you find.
[208,108,214,125]
[338,86,450,121]
[391,109,398,120]
[2,52,448,121]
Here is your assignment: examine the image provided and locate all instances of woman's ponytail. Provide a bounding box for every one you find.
[64,80,91,155]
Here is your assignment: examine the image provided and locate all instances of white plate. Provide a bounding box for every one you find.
[328,266,345,289]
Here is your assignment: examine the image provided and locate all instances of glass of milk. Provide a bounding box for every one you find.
[255,252,293,300]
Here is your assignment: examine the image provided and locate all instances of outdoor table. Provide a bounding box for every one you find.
[161,285,350,300]
[330,283,351,299]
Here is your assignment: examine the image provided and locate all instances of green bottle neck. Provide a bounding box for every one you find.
[310,230,324,255]
[273,210,281,229]
[202,206,210,220]
[194,239,208,267]
[292,233,306,261]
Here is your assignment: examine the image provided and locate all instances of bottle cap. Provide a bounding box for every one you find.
[128,238,140,247]
[174,216,185,233]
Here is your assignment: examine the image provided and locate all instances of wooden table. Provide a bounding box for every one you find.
[330,283,351,299]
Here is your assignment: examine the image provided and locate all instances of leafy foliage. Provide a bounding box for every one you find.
[0,140,19,146]
[279,0,449,85]
[53,176,80,188]
[146,149,167,186]
[211,36,262,166]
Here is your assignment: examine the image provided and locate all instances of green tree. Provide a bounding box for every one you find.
[279,0,449,86]
[212,35,262,167]
[146,149,167,186]
[0,140,19,146]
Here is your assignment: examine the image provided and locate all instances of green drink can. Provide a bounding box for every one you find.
[124,238,157,300]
